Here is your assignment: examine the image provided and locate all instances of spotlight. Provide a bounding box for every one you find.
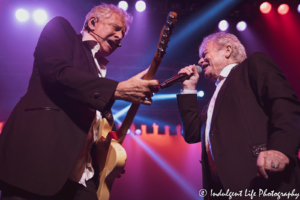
[298,4,300,13]
[135,1,146,12]
[118,1,128,11]
[197,91,204,97]
[218,20,229,31]
[278,4,289,15]
[33,9,48,25]
[15,9,29,22]
[135,129,142,135]
[236,21,247,31]
[260,2,271,14]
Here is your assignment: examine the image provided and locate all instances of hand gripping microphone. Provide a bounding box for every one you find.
[160,65,202,89]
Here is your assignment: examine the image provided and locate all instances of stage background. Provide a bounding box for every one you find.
[0,0,300,199]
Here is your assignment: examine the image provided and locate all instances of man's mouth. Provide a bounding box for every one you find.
[107,40,119,48]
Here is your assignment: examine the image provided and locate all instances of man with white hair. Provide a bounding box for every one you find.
[0,4,159,200]
[177,32,300,199]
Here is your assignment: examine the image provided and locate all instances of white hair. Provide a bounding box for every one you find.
[82,3,133,35]
[199,32,247,64]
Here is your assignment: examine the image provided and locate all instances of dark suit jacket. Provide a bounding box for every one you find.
[0,17,119,196]
[177,53,300,194]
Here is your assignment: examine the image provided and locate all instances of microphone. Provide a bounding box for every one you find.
[160,65,202,89]
[90,31,122,47]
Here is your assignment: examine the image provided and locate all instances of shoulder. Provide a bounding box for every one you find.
[42,16,77,36]
[245,52,275,64]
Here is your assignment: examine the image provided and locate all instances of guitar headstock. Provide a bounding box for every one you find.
[156,11,177,58]
[144,11,177,80]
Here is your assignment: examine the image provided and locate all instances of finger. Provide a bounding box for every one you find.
[150,86,160,93]
[178,68,188,74]
[184,66,193,75]
[192,65,200,75]
[134,69,148,79]
[257,153,269,179]
[271,161,280,172]
[147,80,160,87]
[141,98,152,105]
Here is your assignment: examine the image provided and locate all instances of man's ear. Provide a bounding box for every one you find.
[225,44,233,59]
[87,17,97,31]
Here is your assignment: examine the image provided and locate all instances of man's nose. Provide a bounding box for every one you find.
[198,58,204,66]
[115,31,124,39]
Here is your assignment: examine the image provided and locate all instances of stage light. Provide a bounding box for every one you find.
[15,9,29,22]
[298,4,300,13]
[135,129,142,135]
[118,1,128,11]
[197,91,204,97]
[33,9,48,25]
[218,20,229,31]
[260,2,271,14]
[135,1,146,12]
[278,4,289,15]
[236,21,247,31]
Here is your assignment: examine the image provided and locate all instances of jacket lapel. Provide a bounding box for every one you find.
[210,66,237,128]
[78,34,98,75]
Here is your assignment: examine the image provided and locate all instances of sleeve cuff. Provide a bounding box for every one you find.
[180,89,197,94]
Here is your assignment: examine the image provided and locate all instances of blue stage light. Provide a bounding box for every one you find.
[197,90,204,97]
[152,94,177,101]
[114,105,131,120]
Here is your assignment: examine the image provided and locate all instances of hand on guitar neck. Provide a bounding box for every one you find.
[113,69,160,105]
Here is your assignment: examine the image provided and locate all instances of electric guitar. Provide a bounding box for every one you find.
[95,11,177,200]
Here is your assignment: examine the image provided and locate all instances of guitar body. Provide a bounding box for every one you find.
[96,12,177,200]
[94,118,127,200]
[96,140,127,200]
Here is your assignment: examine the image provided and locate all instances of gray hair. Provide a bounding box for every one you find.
[199,32,247,64]
[82,3,133,35]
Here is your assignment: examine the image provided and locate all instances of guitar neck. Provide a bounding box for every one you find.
[116,12,177,144]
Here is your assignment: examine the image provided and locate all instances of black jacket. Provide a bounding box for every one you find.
[177,53,300,196]
[0,17,118,196]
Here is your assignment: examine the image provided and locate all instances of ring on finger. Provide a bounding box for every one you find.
[271,163,279,169]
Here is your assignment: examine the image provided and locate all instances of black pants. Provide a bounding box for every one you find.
[0,178,98,200]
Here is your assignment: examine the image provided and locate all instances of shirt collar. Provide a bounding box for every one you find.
[215,63,238,86]
[81,31,109,66]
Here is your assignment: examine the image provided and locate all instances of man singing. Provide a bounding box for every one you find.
[0,4,159,200]
[177,32,300,199]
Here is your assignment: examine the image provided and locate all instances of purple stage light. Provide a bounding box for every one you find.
[135,129,142,135]
[33,9,48,25]
[218,20,229,31]
[298,4,300,13]
[236,21,247,31]
[135,1,146,12]
[118,1,128,11]
[15,9,29,22]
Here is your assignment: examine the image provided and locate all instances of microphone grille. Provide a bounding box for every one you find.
[195,65,202,74]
